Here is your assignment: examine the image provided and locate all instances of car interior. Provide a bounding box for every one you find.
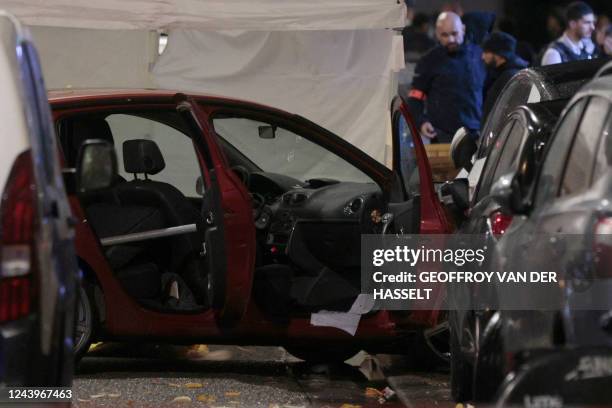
[58,108,422,322]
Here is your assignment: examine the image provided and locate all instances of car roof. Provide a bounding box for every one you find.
[524,58,610,92]
[500,58,611,104]
[570,74,612,102]
[47,88,290,116]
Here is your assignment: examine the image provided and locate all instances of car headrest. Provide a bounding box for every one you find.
[123,139,165,175]
[67,116,114,167]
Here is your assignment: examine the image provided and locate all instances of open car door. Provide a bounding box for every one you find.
[391,97,451,235]
[175,94,256,323]
[389,98,452,329]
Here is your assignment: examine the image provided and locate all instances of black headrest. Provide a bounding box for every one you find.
[123,139,165,175]
[65,116,114,167]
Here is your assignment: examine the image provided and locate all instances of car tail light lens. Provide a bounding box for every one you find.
[489,211,513,236]
[594,216,612,278]
[0,151,35,323]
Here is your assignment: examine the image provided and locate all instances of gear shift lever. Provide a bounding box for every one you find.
[381,212,394,235]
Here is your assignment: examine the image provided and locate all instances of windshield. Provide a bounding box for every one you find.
[212,116,374,184]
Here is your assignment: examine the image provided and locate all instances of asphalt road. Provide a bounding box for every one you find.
[72,344,451,408]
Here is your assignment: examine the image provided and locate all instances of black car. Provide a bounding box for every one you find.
[474,61,612,404]
[446,98,567,402]
[464,98,567,235]
[448,59,610,215]
[479,58,610,160]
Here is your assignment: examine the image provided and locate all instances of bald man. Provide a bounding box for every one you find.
[407,12,487,143]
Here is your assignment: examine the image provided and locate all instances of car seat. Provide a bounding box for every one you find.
[112,139,208,306]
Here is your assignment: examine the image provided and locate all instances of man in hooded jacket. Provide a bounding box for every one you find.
[481,31,529,124]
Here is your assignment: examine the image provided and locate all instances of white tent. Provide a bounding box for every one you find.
[2,1,404,31]
[5,1,406,165]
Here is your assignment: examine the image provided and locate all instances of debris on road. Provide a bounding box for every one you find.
[196,394,217,403]
[171,395,192,403]
[185,382,204,388]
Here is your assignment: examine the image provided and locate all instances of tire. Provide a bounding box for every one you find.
[74,281,97,363]
[473,313,504,402]
[284,345,360,364]
[450,320,473,402]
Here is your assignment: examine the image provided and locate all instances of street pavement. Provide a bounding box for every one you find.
[71,344,452,408]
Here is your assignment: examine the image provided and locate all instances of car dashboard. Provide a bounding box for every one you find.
[248,172,384,257]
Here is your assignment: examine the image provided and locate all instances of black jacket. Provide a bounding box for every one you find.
[482,55,529,124]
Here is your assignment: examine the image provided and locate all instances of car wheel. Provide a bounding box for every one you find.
[284,345,360,364]
[74,281,97,362]
[450,316,474,402]
[473,312,504,402]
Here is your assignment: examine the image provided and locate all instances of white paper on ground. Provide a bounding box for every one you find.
[310,312,362,336]
[310,294,374,336]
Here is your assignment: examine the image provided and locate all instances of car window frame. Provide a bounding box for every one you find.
[558,96,611,198]
[591,107,612,186]
[532,97,588,209]
[474,119,517,203]
[490,119,527,186]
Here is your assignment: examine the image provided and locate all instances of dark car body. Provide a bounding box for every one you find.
[447,99,567,402]
[473,63,612,403]
[465,99,568,235]
[478,58,610,161]
[49,89,452,362]
[0,13,77,388]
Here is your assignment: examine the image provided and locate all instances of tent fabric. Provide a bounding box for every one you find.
[153,29,404,164]
[30,26,156,89]
[4,1,405,31]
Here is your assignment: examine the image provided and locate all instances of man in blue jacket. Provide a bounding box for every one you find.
[407,12,487,143]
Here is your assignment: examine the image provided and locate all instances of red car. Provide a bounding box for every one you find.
[50,90,452,363]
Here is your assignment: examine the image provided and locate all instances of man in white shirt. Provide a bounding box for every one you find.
[541,1,598,65]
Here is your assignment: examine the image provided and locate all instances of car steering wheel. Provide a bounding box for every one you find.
[231,165,250,188]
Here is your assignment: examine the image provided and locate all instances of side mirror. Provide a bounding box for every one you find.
[490,172,524,214]
[450,127,477,171]
[75,140,117,193]
[258,125,276,139]
[441,178,469,211]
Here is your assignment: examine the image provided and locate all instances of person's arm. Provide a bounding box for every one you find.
[406,54,437,138]
[541,48,562,66]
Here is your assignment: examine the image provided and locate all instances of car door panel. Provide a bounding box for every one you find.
[398,102,451,234]
[177,96,256,323]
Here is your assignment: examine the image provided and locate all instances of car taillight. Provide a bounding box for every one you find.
[594,216,612,278]
[489,211,513,236]
[0,151,35,323]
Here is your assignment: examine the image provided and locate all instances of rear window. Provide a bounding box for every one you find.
[480,78,542,156]
[591,108,612,186]
[475,120,515,202]
[534,98,587,207]
[560,97,610,197]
